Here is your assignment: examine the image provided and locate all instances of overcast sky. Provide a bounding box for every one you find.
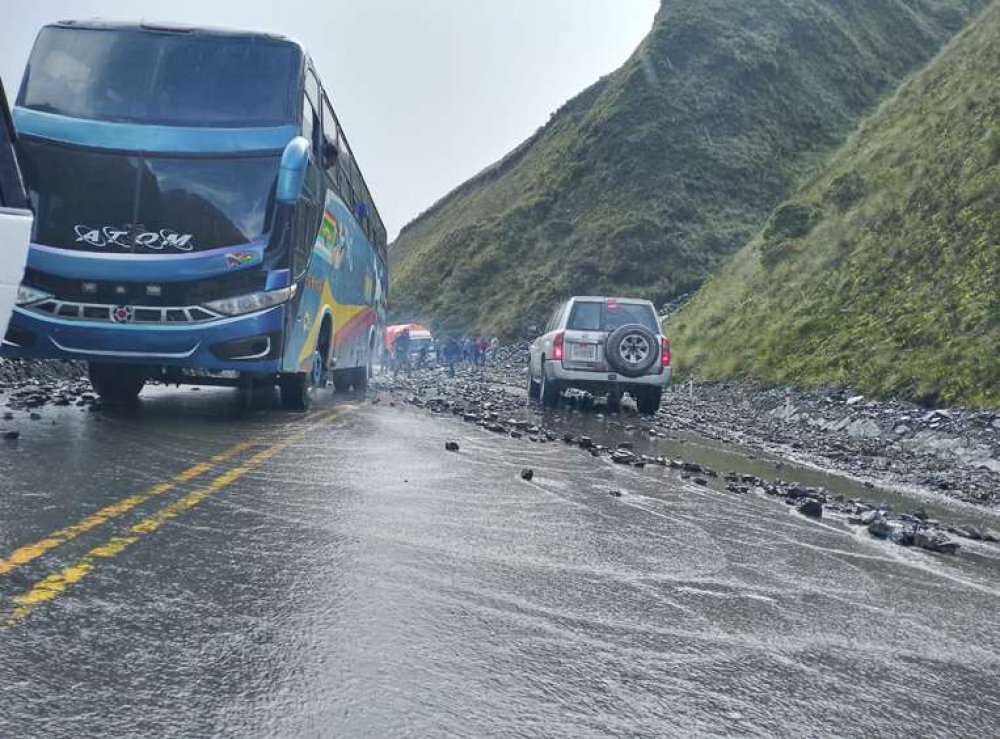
[0,0,657,239]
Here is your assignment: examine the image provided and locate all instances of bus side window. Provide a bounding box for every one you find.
[321,96,339,175]
[293,197,318,277]
[302,98,321,159]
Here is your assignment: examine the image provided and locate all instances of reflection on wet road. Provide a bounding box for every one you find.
[1,387,998,737]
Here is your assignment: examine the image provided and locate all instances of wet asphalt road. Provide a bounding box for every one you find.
[1,385,998,738]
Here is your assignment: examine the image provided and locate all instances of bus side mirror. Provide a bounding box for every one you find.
[276,136,310,204]
[322,136,339,169]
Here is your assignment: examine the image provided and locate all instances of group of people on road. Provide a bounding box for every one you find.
[389,330,500,378]
[441,335,498,376]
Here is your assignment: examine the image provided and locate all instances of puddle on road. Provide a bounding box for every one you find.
[486,396,999,531]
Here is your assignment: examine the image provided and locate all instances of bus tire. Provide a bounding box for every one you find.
[331,370,352,392]
[351,365,369,391]
[280,348,321,411]
[279,372,311,411]
[88,362,146,403]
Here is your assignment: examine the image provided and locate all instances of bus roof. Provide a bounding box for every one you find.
[49,19,302,47]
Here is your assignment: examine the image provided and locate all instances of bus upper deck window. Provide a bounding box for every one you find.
[302,99,320,157]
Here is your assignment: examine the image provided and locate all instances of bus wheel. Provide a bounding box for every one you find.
[88,362,146,403]
[351,364,369,391]
[279,349,320,411]
[331,370,352,392]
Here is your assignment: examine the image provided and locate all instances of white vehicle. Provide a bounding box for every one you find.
[528,296,671,415]
[408,329,435,363]
[0,81,32,343]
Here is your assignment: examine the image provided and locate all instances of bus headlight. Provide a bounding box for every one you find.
[202,285,297,317]
[16,285,54,306]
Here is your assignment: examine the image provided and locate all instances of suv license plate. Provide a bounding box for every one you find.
[571,343,597,361]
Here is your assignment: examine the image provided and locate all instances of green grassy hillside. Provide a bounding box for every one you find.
[391,0,987,335]
[669,2,1000,407]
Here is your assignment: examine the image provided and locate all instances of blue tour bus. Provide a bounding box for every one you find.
[3,21,388,409]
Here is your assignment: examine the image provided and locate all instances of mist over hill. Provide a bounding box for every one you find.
[390,0,987,335]
[670,2,1000,407]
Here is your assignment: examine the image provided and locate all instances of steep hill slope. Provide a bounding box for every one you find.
[669,2,1000,407]
[391,0,988,334]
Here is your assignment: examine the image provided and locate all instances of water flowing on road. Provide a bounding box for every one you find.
[1,387,997,737]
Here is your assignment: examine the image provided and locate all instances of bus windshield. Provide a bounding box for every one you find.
[19,26,301,127]
[19,138,278,252]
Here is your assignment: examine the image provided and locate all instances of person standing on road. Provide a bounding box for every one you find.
[393,328,412,378]
[444,336,460,377]
[489,336,500,363]
[477,337,490,368]
[417,343,428,370]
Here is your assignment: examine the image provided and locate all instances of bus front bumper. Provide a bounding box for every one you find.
[1,304,286,373]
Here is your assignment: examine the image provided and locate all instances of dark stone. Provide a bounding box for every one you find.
[3,430,20,440]
[520,468,534,481]
[798,500,823,519]
[785,485,809,500]
[914,531,960,555]
[694,477,709,486]
[445,441,460,452]
[868,519,892,539]
[611,450,635,465]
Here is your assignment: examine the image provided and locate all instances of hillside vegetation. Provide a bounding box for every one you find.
[391,0,987,334]
[669,2,1000,407]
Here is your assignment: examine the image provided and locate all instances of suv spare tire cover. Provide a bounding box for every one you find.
[606,324,658,377]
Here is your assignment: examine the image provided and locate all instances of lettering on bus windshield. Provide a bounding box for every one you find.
[74,224,195,251]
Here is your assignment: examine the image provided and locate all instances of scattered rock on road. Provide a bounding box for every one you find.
[798,499,823,519]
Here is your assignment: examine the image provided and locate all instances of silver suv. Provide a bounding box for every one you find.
[528,296,671,415]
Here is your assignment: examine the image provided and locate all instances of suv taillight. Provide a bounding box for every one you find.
[661,337,671,369]
[552,331,565,361]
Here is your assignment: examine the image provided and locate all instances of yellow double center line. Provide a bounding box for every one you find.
[0,440,256,578]
[3,410,340,626]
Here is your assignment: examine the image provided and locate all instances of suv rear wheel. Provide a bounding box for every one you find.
[527,371,540,400]
[635,386,663,416]
[540,371,560,408]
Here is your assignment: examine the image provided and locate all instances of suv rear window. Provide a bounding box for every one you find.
[566,301,658,332]
[566,301,603,331]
